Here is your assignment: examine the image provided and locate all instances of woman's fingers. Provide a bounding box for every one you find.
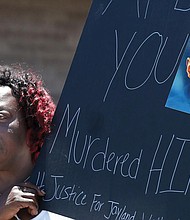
[3,183,45,217]
[18,182,45,197]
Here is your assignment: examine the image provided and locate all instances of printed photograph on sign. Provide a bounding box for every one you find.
[165,37,190,114]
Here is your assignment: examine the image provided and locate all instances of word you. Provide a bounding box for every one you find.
[103,30,189,102]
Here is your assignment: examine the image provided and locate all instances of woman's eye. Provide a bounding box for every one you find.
[0,111,11,121]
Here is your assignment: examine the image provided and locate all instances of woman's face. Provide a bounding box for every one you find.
[0,86,31,171]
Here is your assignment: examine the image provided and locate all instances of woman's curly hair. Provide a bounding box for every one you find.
[0,64,56,162]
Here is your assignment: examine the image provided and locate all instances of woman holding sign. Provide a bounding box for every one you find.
[0,65,72,220]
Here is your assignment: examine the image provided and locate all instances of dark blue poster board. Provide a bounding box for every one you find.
[31,0,190,219]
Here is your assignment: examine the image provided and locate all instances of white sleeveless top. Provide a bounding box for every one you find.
[31,210,74,220]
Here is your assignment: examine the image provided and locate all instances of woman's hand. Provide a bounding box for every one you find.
[0,182,45,220]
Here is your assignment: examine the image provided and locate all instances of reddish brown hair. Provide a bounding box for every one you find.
[0,64,56,162]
